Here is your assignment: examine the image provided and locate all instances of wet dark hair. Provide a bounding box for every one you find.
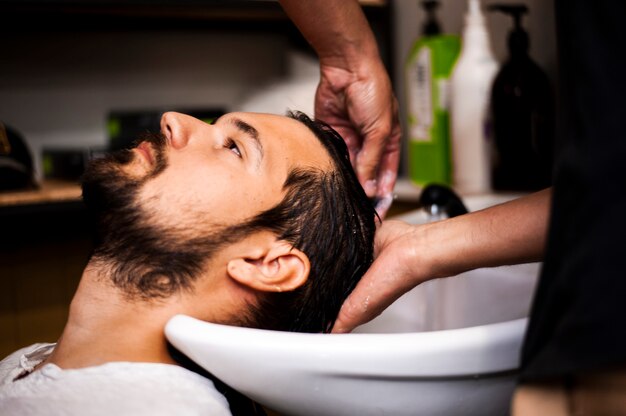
[82,111,376,334]
[235,112,377,333]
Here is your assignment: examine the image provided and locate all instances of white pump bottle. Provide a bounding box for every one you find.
[450,0,498,194]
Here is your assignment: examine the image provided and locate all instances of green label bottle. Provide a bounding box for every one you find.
[406,1,460,187]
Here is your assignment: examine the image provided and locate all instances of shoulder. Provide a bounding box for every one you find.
[1,361,232,416]
[101,363,233,414]
[0,343,55,386]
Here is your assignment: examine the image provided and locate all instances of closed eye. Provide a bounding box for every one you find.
[225,138,242,158]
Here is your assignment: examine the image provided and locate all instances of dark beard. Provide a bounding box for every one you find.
[80,133,232,300]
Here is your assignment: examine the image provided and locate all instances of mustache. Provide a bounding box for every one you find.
[134,131,168,178]
[135,131,167,148]
[92,132,167,168]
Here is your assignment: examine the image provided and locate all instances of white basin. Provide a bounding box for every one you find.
[165,194,539,416]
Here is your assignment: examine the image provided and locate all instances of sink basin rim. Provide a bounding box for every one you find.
[166,314,527,378]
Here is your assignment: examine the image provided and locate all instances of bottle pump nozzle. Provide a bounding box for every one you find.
[466,0,486,25]
[488,4,529,55]
[421,0,441,36]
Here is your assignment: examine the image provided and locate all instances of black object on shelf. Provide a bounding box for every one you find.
[42,147,108,181]
[0,123,37,192]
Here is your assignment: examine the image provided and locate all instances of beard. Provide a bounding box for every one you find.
[81,133,233,300]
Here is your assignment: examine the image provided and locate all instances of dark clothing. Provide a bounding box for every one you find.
[520,0,626,380]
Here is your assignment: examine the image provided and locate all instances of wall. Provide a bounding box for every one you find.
[0,30,292,178]
[1,2,558,178]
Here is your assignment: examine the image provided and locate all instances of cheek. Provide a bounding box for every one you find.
[137,155,276,227]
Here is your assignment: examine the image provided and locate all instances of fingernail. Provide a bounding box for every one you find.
[364,179,377,196]
[380,170,396,191]
[375,193,393,215]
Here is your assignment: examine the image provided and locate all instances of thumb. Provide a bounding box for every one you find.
[331,256,403,333]
[355,125,389,197]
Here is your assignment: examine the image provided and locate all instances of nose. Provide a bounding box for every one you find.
[161,112,192,150]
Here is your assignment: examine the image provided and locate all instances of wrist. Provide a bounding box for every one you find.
[412,219,473,282]
[318,43,381,75]
[318,50,388,97]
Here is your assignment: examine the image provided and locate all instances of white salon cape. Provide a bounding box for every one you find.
[0,343,232,415]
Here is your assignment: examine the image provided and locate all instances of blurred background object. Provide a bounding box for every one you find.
[107,108,224,151]
[405,0,460,188]
[0,123,36,191]
[488,3,554,192]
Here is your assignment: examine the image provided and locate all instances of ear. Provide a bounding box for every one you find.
[226,236,310,293]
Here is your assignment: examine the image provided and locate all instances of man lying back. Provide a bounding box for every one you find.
[0,111,376,415]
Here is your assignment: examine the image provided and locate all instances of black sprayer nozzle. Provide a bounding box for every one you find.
[421,0,442,36]
[488,4,530,55]
[418,184,468,219]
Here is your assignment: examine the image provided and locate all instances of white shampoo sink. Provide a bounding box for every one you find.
[165,194,539,416]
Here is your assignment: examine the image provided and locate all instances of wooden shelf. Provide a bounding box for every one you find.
[0,180,82,208]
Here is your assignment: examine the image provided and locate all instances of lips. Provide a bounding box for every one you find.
[135,141,154,166]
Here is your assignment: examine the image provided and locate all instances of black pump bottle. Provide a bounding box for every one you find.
[488,4,554,191]
[422,0,442,36]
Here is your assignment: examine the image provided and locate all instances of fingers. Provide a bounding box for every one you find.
[332,269,393,334]
[353,95,401,211]
[353,105,393,195]
[374,193,394,219]
[331,258,404,333]
[332,125,361,168]
[372,128,401,218]
[332,220,420,333]
[376,112,402,198]
[356,134,388,197]
[314,62,401,210]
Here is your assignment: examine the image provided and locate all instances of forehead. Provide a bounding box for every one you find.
[229,112,333,172]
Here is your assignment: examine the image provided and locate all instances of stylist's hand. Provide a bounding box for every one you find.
[316,58,401,218]
[332,190,553,333]
[332,220,428,333]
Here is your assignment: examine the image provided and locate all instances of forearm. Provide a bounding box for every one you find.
[332,189,551,333]
[417,189,552,279]
[278,0,380,68]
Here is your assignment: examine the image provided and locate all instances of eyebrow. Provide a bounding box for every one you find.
[230,118,264,164]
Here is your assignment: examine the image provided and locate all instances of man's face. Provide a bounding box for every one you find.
[128,112,331,231]
[81,111,331,302]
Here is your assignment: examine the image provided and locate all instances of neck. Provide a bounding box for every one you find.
[46,262,185,369]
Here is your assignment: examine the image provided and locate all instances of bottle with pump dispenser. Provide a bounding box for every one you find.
[488,4,554,191]
[405,0,460,187]
[450,0,498,194]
